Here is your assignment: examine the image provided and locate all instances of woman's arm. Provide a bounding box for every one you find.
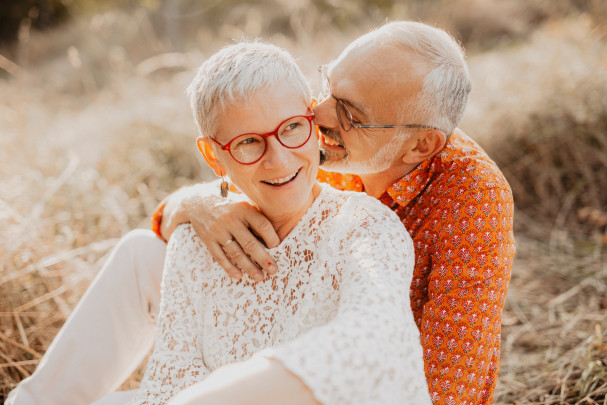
[126,225,210,405]
[168,356,320,405]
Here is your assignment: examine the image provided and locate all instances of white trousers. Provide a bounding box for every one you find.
[6,229,167,405]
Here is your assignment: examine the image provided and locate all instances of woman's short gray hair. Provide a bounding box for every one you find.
[374,21,471,136]
[187,41,311,138]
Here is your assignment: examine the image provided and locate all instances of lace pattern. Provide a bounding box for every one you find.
[128,183,430,404]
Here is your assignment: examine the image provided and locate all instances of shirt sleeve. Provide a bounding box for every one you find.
[420,185,515,404]
[127,225,210,405]
[257,197,431,405]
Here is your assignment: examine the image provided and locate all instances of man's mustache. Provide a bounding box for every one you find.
[318,126,344,145]
[318,126,345,166]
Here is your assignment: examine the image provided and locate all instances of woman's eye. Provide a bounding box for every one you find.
[236,137,260,147]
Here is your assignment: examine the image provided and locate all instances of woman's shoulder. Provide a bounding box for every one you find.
[319,182,381,207]
[320,183,399,217]
[170,223,197,243]
[167,224,212,262]
[319,183,407,234]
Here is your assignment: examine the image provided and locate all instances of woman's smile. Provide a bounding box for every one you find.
[261,168,301,186]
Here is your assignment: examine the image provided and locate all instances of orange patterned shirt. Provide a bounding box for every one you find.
[317,129,515,404]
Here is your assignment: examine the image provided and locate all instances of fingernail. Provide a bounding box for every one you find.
[268,264,278,274]
[254,273,264,282]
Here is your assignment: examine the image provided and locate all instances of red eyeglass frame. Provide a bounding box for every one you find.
[210,111,316,165]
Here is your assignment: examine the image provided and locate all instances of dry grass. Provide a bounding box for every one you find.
[468,15,607,403]
[0,10,213,397]
[495,236,607,404]
[1,1,606,403]
[472,16,607,242]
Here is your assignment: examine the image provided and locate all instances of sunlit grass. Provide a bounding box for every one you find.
[1,1,606,402]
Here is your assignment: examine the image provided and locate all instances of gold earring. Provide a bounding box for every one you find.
[219,176,229,198]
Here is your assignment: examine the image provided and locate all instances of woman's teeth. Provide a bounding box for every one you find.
[264,169,299,185]
[323,135,341,146]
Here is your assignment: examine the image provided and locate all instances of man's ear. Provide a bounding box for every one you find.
[401,129,447,165]
[196,136,226,176]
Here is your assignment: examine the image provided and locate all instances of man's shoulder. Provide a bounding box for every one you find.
[433,129,512,196]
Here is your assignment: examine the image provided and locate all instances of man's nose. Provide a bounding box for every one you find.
[313,96,339,129]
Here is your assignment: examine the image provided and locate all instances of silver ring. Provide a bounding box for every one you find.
[222,238,234,248]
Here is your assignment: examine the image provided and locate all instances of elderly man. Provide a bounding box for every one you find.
[7,21,514,405]
[313,23,515,403]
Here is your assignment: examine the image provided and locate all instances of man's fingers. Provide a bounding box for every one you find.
[242,208,279,275]
[223,241,266,282]
[187,198,278,280]
[247,212,280,249]
[235,231,278,276]
[206,242,243,280]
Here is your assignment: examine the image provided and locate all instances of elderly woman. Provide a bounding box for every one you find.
[114,42,430,405]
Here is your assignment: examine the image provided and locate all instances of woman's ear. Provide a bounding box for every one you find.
[196,136,225,176]
[401,129,447,165]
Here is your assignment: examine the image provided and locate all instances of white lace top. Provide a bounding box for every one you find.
[128,183,430,405]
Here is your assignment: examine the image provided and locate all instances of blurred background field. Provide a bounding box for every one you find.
[1,0,606,403]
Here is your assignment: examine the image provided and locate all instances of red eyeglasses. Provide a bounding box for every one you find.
[211,111,315,165]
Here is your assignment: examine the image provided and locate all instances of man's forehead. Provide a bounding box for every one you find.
[328,46,406,90]
[325,41,427,121]
[329,40,377,74]
[334,42,428,84]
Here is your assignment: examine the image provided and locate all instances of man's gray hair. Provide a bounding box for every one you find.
[374,21,471,136]
[188,41,311,138]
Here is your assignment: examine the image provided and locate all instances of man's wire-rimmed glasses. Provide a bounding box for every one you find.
[318,64,441,133]
[211,112,315,165]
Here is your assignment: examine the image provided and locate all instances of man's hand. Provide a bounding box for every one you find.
[160,182,280,281]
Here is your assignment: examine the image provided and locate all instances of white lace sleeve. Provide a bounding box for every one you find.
[257,196,431,404]
[126,225,209,405]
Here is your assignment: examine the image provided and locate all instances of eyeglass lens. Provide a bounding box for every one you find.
[230,116,312,164]
[335,99,353,131]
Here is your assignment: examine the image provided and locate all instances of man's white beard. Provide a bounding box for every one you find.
[321,134,408,175]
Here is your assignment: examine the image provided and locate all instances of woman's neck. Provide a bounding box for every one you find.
[265,182,322,241]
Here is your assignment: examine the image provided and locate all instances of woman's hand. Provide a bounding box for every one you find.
[160,182,280,280]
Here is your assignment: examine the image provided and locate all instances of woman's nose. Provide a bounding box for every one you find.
[261,136,292,168]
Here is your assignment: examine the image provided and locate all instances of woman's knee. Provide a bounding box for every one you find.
[118,228,166,271]
[118,229,162,250]
[103,229,166,282]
